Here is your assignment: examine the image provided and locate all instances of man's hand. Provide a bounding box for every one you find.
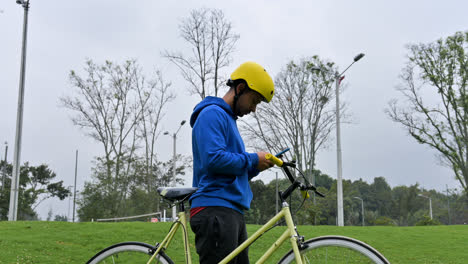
[256,152,274,171]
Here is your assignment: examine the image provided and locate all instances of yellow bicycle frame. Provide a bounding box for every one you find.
[147,203,305,264]
[146,211,192,264]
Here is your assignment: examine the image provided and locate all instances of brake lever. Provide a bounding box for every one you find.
[301,184,326,198]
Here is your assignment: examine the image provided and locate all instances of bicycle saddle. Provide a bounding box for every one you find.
[157,187,198,201]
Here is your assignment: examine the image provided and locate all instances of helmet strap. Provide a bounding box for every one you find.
[233,84,246,117]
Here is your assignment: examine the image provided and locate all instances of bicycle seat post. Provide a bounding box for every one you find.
[178,200,185,212]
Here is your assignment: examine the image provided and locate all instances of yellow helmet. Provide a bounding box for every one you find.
[230,61,275,102]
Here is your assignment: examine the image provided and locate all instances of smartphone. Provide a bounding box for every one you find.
[275,148,290,157]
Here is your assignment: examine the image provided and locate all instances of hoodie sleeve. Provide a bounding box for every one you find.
[248,167,260,180]
[193,107,258,176]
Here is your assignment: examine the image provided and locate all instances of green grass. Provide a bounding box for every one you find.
[0,221,467,263]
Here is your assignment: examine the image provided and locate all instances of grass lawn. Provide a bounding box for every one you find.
[0,221,467,263]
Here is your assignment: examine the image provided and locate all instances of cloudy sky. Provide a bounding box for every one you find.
[1,0,466,220]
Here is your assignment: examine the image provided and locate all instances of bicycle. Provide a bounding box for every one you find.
[87,150,390,264]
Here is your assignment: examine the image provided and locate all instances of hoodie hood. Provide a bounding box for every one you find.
[190,96,235,127]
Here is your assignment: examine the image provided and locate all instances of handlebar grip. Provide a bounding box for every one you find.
[265,153,284,167]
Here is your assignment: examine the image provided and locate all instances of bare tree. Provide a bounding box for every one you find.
[387,31,468,194]
[164,8,239,99]
[135,71,175,211]
[62,60,139,183]
[60,59,174,215]
[242,56,338,183]
[209,9,239,94]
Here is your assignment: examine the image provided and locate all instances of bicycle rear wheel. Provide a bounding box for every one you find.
[86,241,173,264]
[278,235,389,264]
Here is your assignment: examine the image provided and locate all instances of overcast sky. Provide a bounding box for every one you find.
[1,0,466,220]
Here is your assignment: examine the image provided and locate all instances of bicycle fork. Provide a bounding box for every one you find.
[279,203,305,264]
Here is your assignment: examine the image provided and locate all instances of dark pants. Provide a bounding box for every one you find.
[190,206,249,264]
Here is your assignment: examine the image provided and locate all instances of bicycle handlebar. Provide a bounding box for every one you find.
[265,153,325,199]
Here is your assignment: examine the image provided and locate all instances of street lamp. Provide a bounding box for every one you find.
[353,196,364,226]
[164,120,186,219]
[418,194,433,220]
[1,142,7,192]
[335,53,365,226]
[164,120,187,187]
[67,186,73,221]
[9,0,31,221]
[73,150,78,223]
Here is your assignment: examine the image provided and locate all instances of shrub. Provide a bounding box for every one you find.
[372,216,397,226]
[415,215,441,226]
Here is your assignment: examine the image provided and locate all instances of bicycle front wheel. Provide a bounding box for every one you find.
[278,235,390,264]
[86,241,173,264]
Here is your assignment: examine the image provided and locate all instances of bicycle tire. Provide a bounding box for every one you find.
[278,235,390,264]
[86,241,173,264]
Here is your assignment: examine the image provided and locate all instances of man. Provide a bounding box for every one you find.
[189,61,275,263]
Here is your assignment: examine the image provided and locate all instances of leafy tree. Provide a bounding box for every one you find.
[387,31,468,195]
[368,177,392,216]
[164,8,239,98]
[0,161,69,220]
[389,184,422,226]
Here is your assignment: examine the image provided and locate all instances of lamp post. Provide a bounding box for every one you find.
[418,194,433,220]
[353,196,364,226]
[164,120,187,187]
[335,53,365,226]
[67,186,73,222]
[445,185,455,225]
[73,150,78,222]
[164,120,186,219]
[8,0,30,221]
[1,142,7,192]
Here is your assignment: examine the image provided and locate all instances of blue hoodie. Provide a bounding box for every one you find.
[189,96,260,213]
